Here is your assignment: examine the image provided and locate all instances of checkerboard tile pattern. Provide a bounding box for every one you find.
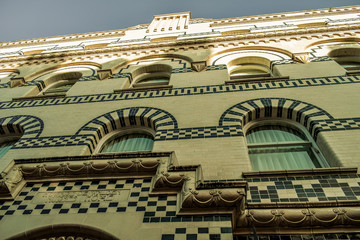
[0,178,234,239]
[314,118,360,132]
[12,135,92,149]
[162,226,233,240]
[205,174,360,203]
[156,126,243,141]
[234,233,360,240]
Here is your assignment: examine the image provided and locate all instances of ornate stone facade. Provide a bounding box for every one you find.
[0,5,360,240]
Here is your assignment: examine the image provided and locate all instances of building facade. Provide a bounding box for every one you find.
[0,5,360,240]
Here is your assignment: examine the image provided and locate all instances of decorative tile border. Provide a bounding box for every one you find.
[234,233,360,240]
[10,117,360,150]
[1,74,358,110]
[204,174,360,203]
[0,115,43,138]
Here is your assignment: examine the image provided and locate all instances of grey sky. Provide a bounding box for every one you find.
[0,0,359,42]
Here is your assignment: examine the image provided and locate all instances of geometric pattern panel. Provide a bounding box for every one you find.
[0,178,232,236]
[12,135,92,149]
[204,174,360,203]
[156,125,243,141]
[219,98,333,139]
[1,75,359,110]
[0,115,43,138]
[314,118,360,133]
[234,233,360,240]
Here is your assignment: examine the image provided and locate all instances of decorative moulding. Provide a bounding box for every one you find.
[242,167,358,178]
[191,61,207,72]
[114,85,173,93]
[0,24,359,65]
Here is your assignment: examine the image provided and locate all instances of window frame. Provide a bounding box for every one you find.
[244,119,330,171]
[94,126,156,154]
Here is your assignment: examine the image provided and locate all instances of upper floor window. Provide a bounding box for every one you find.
[129,64,172,89]
[246,121,329,171]
[39,72,82,96]
[99,129,154,153]
[229,63,271,80]
[227,56,273,80]
[328,47,360,72]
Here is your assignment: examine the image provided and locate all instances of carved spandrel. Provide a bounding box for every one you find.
[32,189,130,203]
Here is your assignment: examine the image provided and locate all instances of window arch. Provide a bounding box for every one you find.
[328,47,360,71]
[245,120,329,171]
[39,72,82,96]
[129,64,172,88]
[97,128,155,153]
[227,57,273,80]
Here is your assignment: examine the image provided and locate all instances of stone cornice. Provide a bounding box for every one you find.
[0,5,358,51]
[211,5,360,27]
[0,22,359,66]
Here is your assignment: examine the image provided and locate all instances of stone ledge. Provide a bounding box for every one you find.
[12,94,66,101]
[225,76,289,84]
[114,85,173,93]
[242,167,358,178]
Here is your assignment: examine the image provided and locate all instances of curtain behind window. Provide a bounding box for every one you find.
[247,125,319,171]
[101,133,154,153]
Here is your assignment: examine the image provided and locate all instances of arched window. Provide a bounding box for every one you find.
[227,57,273,80]
[129,64,172,88]
[246,121,329,171]
[229,63,271,79]
[99,130,154,153]
[328,47,360,72]
[39,72,82,96]
[0,138,18,159]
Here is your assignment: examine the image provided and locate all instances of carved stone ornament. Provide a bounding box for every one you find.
[97,69,112,80]
[10,77,25,88]
[191,61,207,72]
[292,52,310,64]
[19,159,160,179]
[237,207,360,229]
[181,189,245,208]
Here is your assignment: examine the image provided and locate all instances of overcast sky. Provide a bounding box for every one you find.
[0,0,359,43]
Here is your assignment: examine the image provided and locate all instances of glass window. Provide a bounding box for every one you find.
[229,64,271,80]
[0,139,17,158]
[246,124,329,171]
[133,74,170,88]
[100,133,154,153]
[42,81,76,95]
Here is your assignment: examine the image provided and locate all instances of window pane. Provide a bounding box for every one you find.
[249,145,319,171]
[101,133,154,153]
[0,140,17,158]
[246,125,307,144]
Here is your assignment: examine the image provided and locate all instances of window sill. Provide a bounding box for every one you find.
[225,76,289,84]
[114,85,173,93]
[346,70,360,76]
[242,167,357,178]
[12,94,67,101]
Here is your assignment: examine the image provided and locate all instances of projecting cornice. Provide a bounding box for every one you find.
[0,23,359,66]
[0,5,358,50]
[210,5,360,27]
